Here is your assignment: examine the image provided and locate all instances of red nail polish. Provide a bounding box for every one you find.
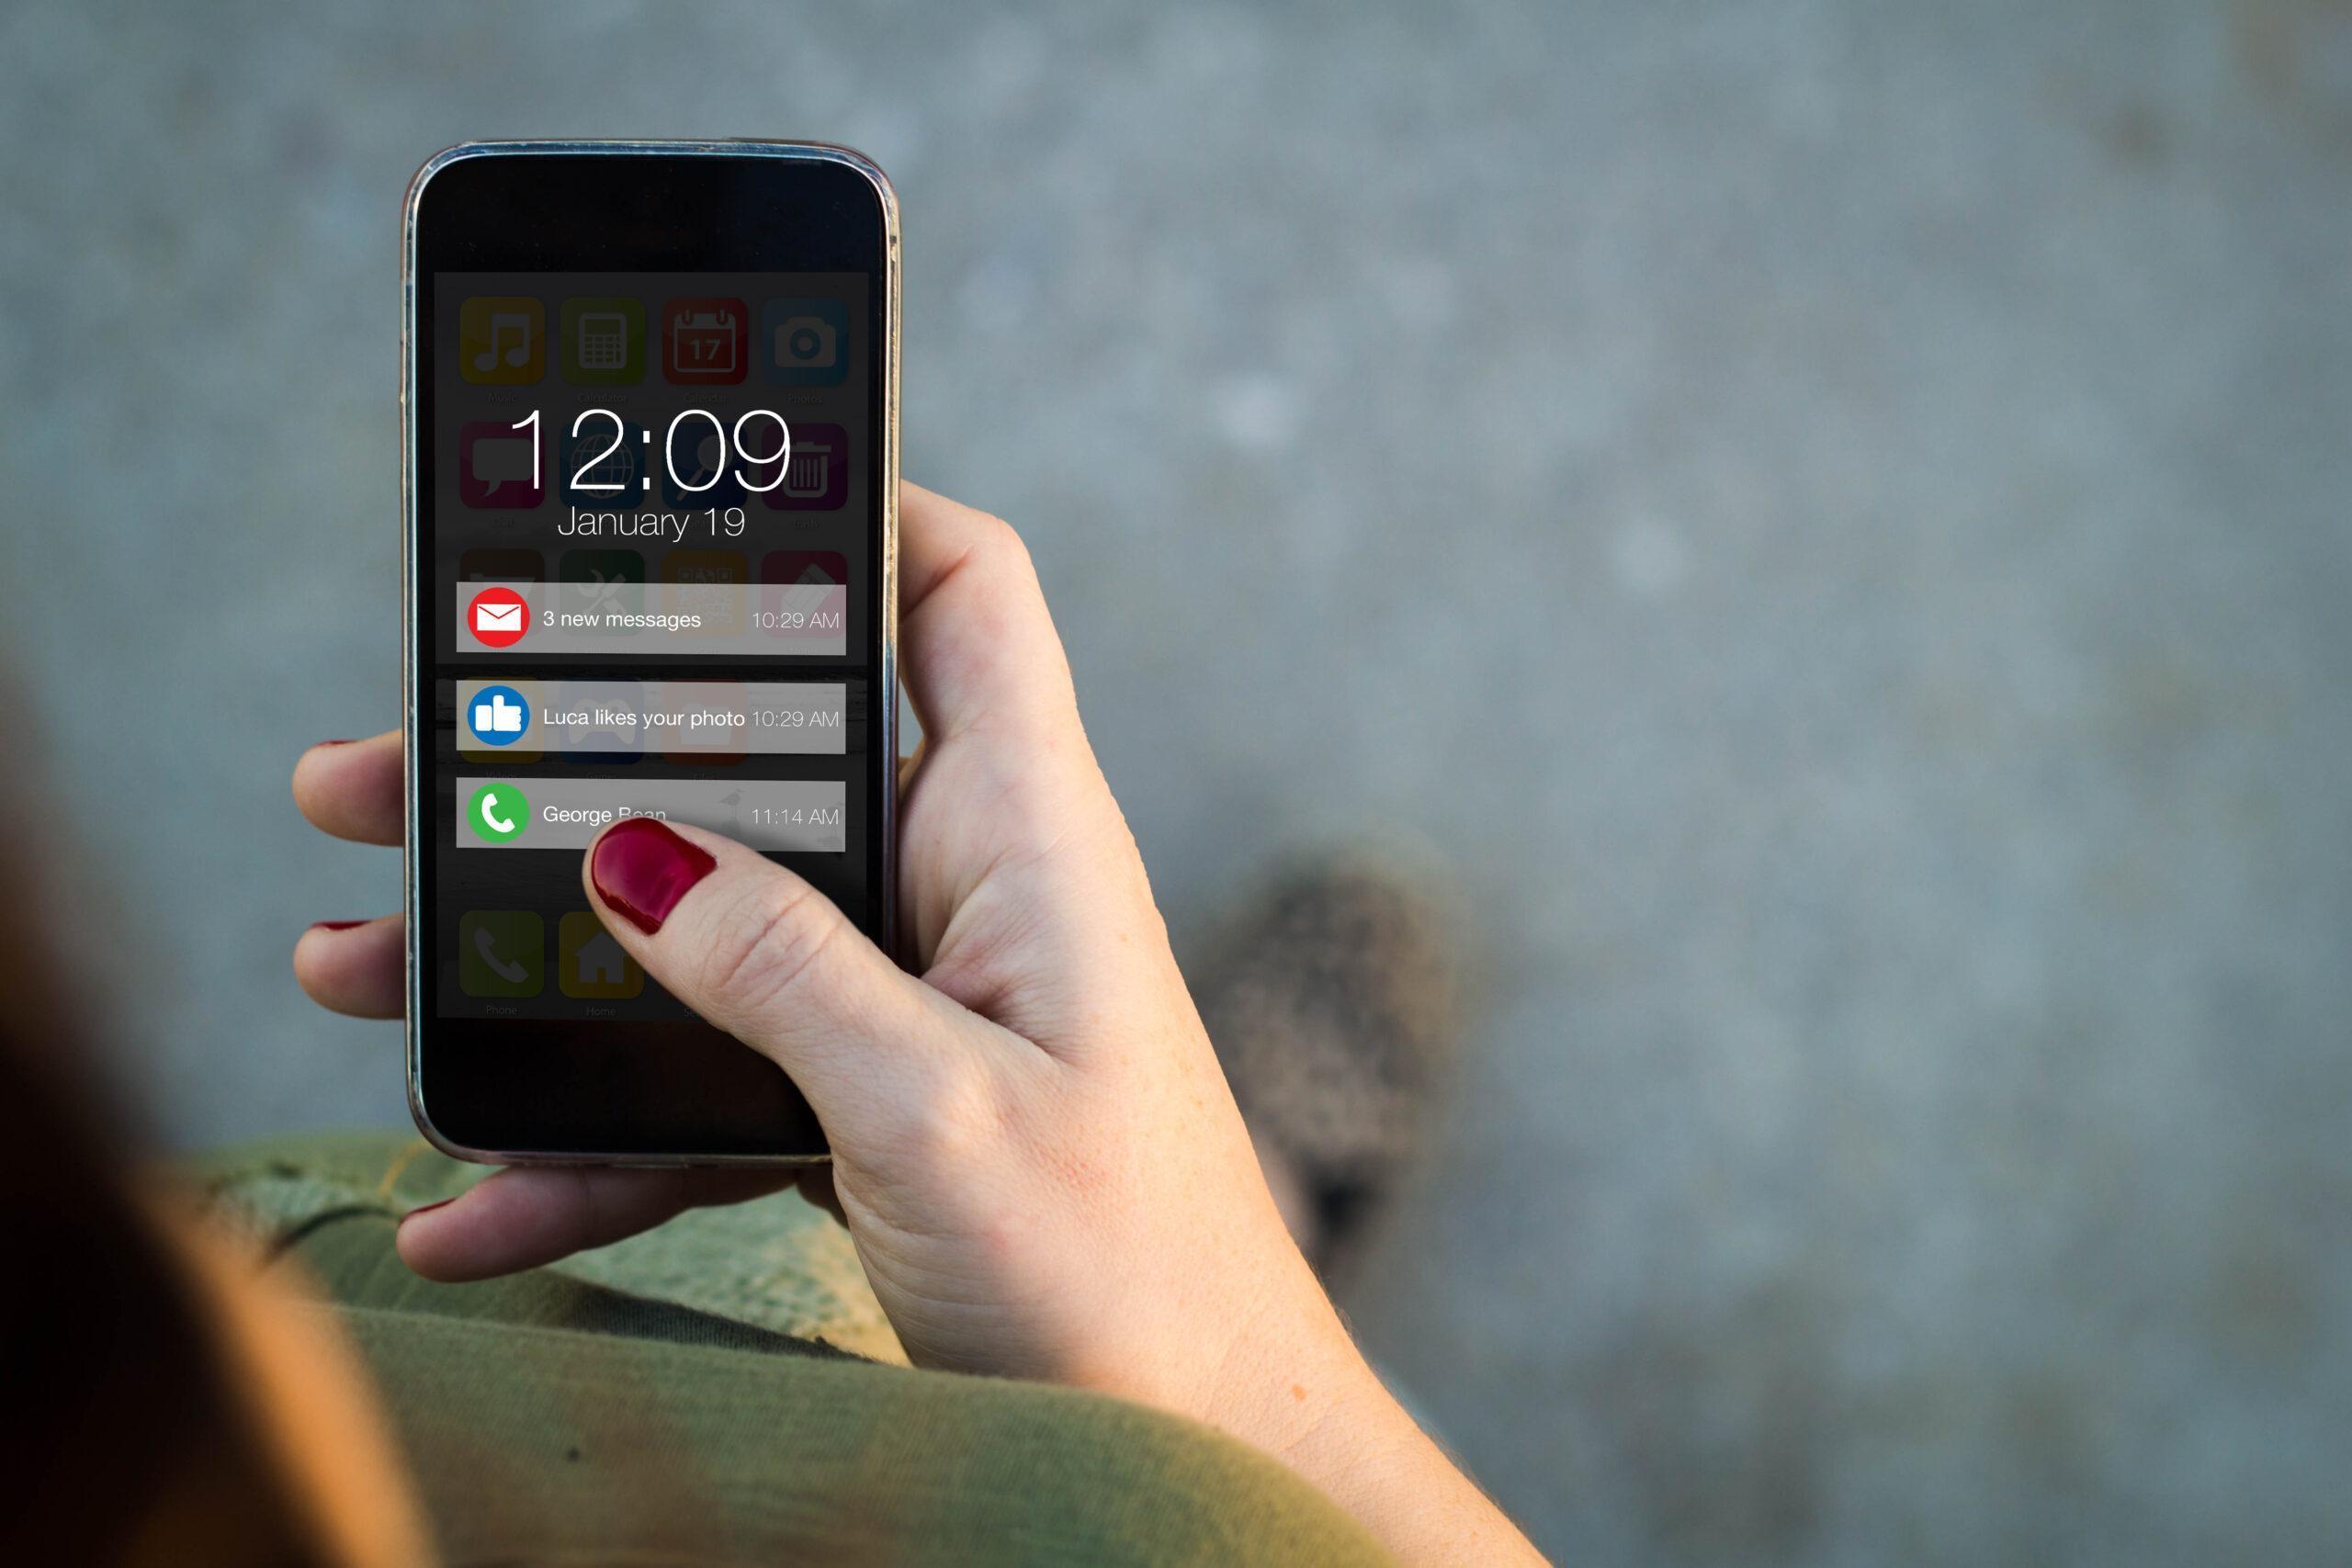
[318,739,356,747]
[401,1198,455,1223]
[590,817,717,935]
[311,919,368,931]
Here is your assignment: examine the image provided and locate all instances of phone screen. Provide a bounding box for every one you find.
[406,148,895,1159]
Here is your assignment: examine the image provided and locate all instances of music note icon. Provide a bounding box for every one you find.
[458,297,546,384]
[473,312,531,371]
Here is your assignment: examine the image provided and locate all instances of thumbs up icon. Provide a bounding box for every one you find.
[467,685,532,748]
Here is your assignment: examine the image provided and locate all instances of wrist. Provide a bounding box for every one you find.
[1188,1271,1407,1491]
[1189,1280,1548,1566]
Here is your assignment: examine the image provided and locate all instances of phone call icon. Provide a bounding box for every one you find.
[466,783,529,844]
[458,909,542,997]
[458,297,545,385]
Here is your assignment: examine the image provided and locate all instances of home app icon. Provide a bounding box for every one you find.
[559,911,644,998]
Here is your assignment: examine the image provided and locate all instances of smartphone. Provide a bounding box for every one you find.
[401,141,899,1163]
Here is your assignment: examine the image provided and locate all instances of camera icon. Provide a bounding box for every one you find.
[761,298,850,386]
[776,316,837,369]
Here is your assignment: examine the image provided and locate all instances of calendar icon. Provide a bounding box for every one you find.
[559,297,644,385]
[662,297,749,384]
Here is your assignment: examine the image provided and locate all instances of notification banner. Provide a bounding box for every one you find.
[453,575,847,658]
[454,679,845,757]
[454,777,845,852]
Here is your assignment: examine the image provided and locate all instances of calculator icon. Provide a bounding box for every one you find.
[578,314,627,367]
[559,297,645,385]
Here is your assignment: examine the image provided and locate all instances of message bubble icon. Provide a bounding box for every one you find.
[471,441,533,497]
[460,422,543,508]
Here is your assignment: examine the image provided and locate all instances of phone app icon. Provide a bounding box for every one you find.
[659,420,744,507]
[466,782,530,845]
[661,298,749,384]
[467,585,529,649]
[559,549,643,636]
[458,910,542,997]
[760,298,849,387]
[459,421,544,509]
[467,683,532,748]
[757,423,848,511]
[458,298,545,385]
[559,911,644,999]
[561,419,648,504]
[458,548,543,582]
[559,297,645,385]
[662,550,750,637]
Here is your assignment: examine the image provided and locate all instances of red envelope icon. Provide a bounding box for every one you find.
[468,585,529,649]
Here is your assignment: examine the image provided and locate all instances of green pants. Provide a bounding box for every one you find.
[189,1132,1389,1566]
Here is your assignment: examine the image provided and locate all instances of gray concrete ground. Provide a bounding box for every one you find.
[5,1,2349,1560]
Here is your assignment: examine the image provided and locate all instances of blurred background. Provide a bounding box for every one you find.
[4,0,2349,1560]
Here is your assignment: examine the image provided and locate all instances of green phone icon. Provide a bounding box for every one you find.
[468,782,529,844]
[458,910,542,998]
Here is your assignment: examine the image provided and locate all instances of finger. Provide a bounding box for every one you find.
[293,731,403,846]
[293,914,404,1018]
[895,484,1155,979]
[897,481,1087,756]
[396,1164,797,1282]
[581,816,1000,1140]
[795,1164,846,1227]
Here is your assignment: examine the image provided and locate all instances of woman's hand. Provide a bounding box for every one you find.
[292,482,1542,1564]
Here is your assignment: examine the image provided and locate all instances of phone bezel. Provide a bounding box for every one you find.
[401,141,899,1165]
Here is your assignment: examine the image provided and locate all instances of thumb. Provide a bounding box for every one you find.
[581,816,989,1145]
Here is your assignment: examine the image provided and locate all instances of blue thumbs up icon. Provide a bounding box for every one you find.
[467,684,532,747]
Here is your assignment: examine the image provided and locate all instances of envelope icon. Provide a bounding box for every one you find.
[474,602,523,635]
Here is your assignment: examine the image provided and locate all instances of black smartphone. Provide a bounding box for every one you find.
[400,141,899,1163]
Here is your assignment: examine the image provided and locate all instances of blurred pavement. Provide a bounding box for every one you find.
[3,2,2349,1560]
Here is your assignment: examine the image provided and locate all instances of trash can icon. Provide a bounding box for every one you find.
[763,423,848,510]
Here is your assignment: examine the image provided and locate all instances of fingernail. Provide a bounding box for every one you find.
[318,739,356,747]
[590,817,717,935]
[311,919,368,931]
[401,1198,454,1224]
